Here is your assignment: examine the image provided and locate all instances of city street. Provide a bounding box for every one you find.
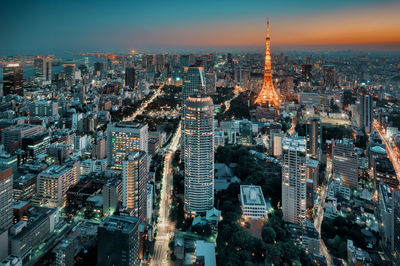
[373,121,400,179]
[151,123,181,266]
[314,158,332,265]
[123,84,165,121]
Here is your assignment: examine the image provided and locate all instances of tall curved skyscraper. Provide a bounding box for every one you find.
[183,95,214,216]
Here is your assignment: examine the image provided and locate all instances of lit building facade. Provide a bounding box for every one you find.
[306,118,322,160]
[184,95,214,216]
[2,64,23,96]
[282,137,307,225]
[0,167,13,230]
[123,151,148,223]
[106,122,148,170]
[36,160,80,207]
[182,66,205,103]
[332,139,358,188]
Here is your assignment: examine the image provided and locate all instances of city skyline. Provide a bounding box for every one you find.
[1,0,399,55]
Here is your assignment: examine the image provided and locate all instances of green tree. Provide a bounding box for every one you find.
[262,226,276,244]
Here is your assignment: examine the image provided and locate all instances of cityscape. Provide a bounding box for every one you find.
[0,1,400,266]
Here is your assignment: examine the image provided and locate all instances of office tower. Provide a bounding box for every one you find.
[332,139,358,188]
[360,93,372,133]
[29,100,58,116]
[205,72,217,93]
[254,19,280,108]
[93,62,104,75]
[2,124,43,152]
[323,65,336,88]
[21,132,50,158]
[125,66,135,88]
[342,89,353,108]
[63,64,75,87]
[13,173,37,202]
[103,179,122,215]
[34,56,52,82]
[36,160,80,207]
[106,122,148,170]
[378,181,394,251]
[183,95,214,216]
[301,64,312,82]
[54,238,74,266]
[282,137,307,225]
[0,167,13,230]
[123,151,148,223]
[2,64,23,96]
[98,215,140,266]
[270,132,284,157]
[306,118,322,160]
[393,190,400,258]
[182,66,206,103]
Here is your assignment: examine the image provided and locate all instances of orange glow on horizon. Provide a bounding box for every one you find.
[148,3,400,49]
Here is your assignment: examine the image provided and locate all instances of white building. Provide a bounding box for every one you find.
[332,138,358,188]
[184,95,214,216]
[282,137,307,225]
[147,184,153,222]
[240,185,267,220]
[36,161,80,207]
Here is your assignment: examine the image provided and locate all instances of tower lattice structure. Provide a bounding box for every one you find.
[254,19,281,108]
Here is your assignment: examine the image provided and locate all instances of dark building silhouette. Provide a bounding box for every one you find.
[2,64,23,96]
[125,66,136,88]
[98,215,140,266]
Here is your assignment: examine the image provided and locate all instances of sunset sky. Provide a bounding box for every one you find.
[1,0,399,54]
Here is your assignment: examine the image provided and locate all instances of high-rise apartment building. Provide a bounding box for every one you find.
[2,64,23,96]
[306,118,322,160]
[332,139,358,188]
[184,95,214,216]
[282,137,307,225]
[123,151,148,223]
[0,167,13,230]
[182,67,206,103]
[323,65,336,88]
[360,93,372,133]
[106,122,148,170]
[98,215,140,266]
[125,66,135,88]
[36,160,80,207]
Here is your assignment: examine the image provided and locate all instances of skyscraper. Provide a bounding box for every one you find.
[301,64,313,82]
[106,122,148,170]
[2,64,23,96]
[306,118,322,160]
[360,93,372,133]
[34,56,52,83]
[323,65,336,88]
[254,19,280,108]
[282,137,307,225]
[98,215,140,266]
[332,139,358,188]
[184,95,214,216]
[125,66,136,88]
[0,167,13,230]
[182,66,206,103]
[123,151,148,224]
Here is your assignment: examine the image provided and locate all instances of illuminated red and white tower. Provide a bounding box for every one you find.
[254,19,280,108]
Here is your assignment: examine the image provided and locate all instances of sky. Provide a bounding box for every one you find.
[1,0,399,55]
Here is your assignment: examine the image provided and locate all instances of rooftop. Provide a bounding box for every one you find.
[240,185,266,207]
[100,215,139,234]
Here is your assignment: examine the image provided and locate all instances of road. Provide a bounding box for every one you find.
[313,158,332,265]
[123,84,164,121]
[373,121,400,180]
[151,123,181,266]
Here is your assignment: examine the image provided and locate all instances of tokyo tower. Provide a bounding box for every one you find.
[254,19,281,108]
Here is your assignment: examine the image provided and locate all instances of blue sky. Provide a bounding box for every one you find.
[1,0,399,54]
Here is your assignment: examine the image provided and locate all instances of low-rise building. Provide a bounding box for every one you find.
[240,185,267,220]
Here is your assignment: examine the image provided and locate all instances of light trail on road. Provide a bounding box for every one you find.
[151,123,181,265]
